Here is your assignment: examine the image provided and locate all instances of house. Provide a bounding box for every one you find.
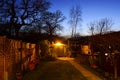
[67,36,90,56]
[90,31,120,76]
[68,31,120,77]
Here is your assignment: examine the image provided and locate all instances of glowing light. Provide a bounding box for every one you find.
[55,42,63,46]
[105,53,108,56]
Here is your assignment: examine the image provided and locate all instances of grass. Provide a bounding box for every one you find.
[23,60,87,80]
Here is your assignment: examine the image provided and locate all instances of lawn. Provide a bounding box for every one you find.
[23,60,87,80]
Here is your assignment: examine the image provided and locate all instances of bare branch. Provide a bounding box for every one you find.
[69,5,82,37]
[88,18,113,35]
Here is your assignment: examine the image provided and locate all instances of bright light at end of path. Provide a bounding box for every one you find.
[105,53,108,56]
[55,42,63,46]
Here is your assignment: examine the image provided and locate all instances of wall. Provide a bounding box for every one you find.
[50,43,67,57]
[81,45,91,54]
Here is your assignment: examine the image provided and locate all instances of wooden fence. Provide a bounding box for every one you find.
[0,36,36,80]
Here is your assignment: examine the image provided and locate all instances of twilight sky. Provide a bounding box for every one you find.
[48,0,120,36]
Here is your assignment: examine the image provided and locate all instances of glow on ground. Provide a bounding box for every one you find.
[57,57,74,60]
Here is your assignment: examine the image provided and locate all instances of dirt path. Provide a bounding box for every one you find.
[23,59,87,80]
[58,57,102,80]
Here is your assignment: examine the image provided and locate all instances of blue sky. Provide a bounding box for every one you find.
[48,0,120,36]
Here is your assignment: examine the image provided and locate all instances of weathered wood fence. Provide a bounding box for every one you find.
[0,36,36,80]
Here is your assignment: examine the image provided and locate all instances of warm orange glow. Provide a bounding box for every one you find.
[55,42,63,46]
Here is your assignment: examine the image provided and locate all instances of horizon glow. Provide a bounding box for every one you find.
[48,0,120,36]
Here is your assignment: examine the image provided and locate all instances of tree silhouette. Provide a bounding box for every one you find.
[88,18,113,35]
[0,0,50,37]
[69,5,82,37]
[41,10,65,42]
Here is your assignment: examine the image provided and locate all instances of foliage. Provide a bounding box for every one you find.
[38,40,50,57]
[38,40,57,61]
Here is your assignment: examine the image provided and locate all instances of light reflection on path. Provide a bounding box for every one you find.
[57,57,102,80]
[57,57,74,61]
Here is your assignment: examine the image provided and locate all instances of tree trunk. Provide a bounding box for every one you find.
[15,25,21,37]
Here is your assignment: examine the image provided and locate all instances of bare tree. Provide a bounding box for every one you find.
[0,0,50,37]
[40,10,65,43]
[88,22,96,35]
[69,5,82,37]
[88,18,113,35]
[88,18,114,58]
[41,10,65,36]
[96,18,113,34]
